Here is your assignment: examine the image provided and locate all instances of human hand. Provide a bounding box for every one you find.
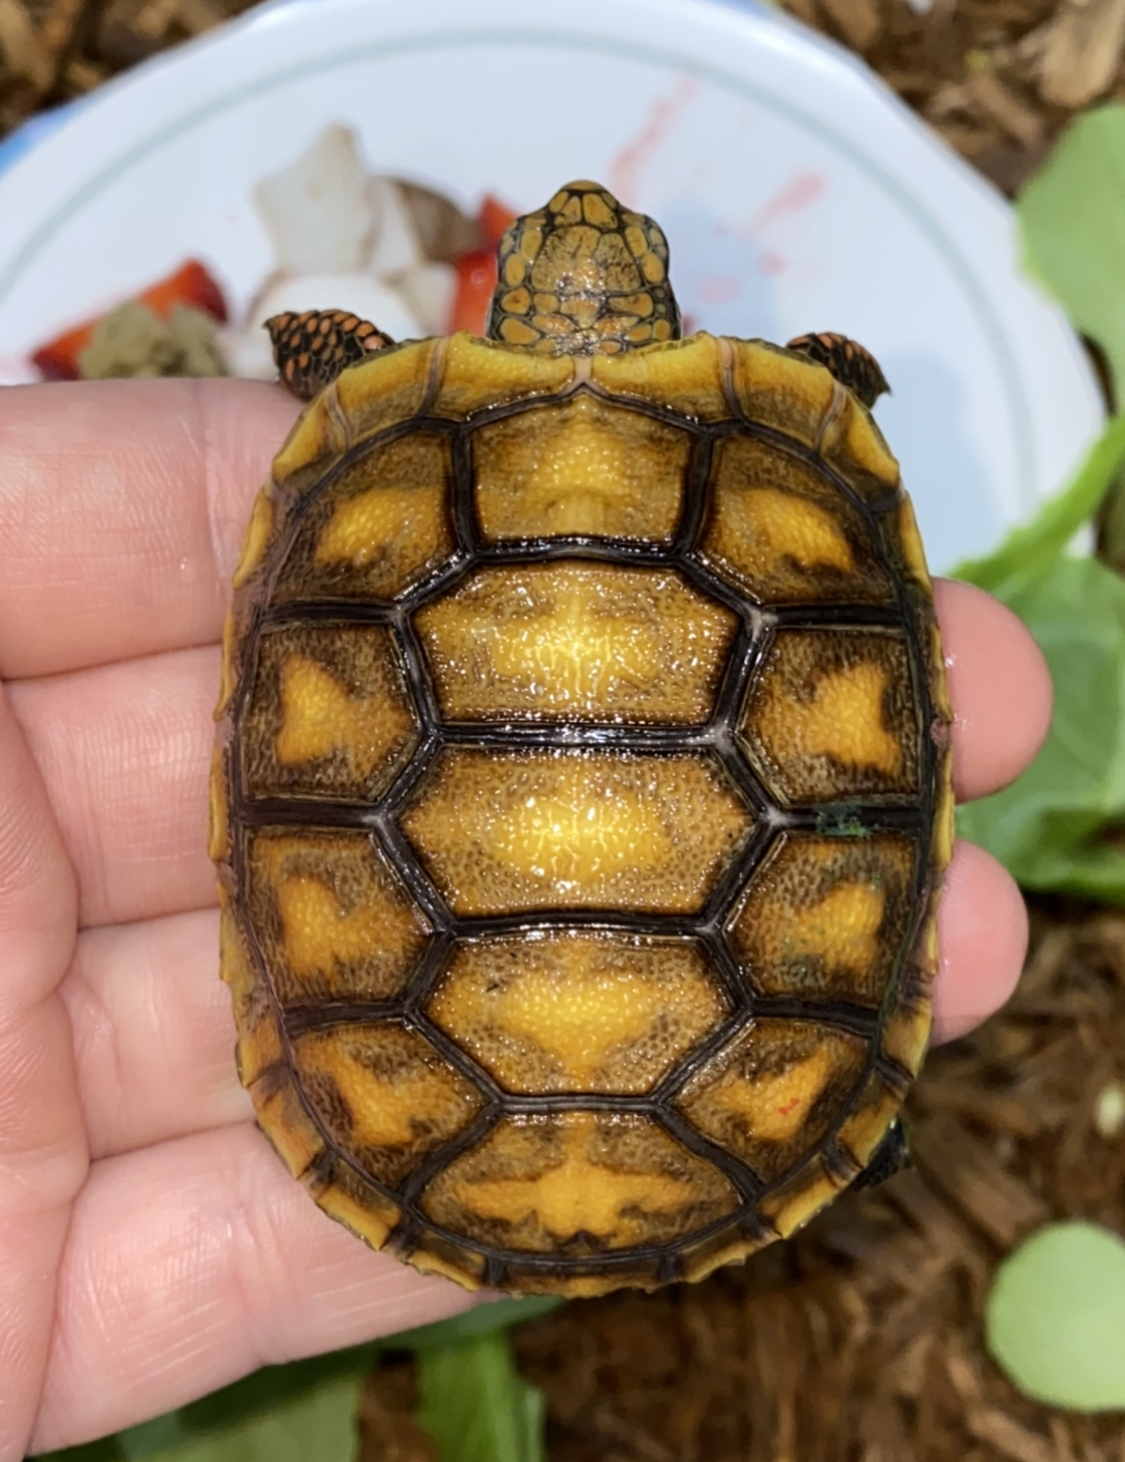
[0,380,1050,1458]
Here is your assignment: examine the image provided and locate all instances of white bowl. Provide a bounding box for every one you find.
[0,0,1102,572]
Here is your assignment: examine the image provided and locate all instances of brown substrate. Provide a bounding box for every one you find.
[507,906,1125,1460]
[360,907,1125,1460]
[779,0,1125,197]
[5,0,1124,196]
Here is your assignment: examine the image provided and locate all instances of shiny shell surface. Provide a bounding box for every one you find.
[211,330,953,1296]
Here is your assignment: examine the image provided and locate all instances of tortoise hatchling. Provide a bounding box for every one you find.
[210,181,953,1297]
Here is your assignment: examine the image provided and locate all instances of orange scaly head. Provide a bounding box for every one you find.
[486,180,682,356]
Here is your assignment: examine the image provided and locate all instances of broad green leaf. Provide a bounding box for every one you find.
[36,1368,364,1462]
[1019,104,1125,394]
[953,414,1125,599]
[120,1371,364,1462]
[986,1220,1125,1411]
[956,553,1125,901]
[416,1331,547,1462]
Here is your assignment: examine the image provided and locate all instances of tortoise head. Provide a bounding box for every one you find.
[486,181,682,356]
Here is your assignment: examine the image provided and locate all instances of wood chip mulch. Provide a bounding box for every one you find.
[6,0,1125,196]
[779,0,1125,196]
[5,2,1125,1458]
[509,906,1125,1462]
[358,908,1125,1461]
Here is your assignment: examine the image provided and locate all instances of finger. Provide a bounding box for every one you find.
[0,686,85,1462]
[933,578,1052,803]
[60,910,249,1161]
[30,1124,481,1454]
[0,380,298,680]
[930,839,1028,1044]
[7,645,216,928]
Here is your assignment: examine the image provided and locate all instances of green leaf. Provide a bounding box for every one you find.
[37,1300,562,1462]
[37,1371,366,1462]
[956,552,1125,901]
[123,1371,365,1462]
[953,413,1125,598]
[1018,104,1125,394]
[948,411,1125,901]
[416,1331,547,1462]
[35,1437,126,1462]
[38,1359,372,1462]
[986,1220,1125,1411]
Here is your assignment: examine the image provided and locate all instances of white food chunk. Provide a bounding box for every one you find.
[366,176,426,278]
[255,125,375,274]
[396,260,458,335]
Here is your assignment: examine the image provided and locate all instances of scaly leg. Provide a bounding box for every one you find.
[786,330,890,409]
[266,309,394,402]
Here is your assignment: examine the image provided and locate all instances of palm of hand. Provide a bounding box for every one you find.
[0,380,1050,1460]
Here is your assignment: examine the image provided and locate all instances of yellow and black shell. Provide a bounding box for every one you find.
[212,323,952,1298]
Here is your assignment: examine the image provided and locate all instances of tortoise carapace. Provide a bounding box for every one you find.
[211,180,952,1297]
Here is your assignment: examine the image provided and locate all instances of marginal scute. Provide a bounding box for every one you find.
[726,832,919,1006]
[399,747,754,916]
[927,614,954,727]
[835,1070,904,1171]
[421,1111,739,1254]
[816,389,901,503]
[426,932,729,1095]
[590,333,730,421]
[270,391,347,507]
[232,491,275,589]
[332,337,442,443]
[240,623,420,801]
[675,1019,868,1182]
[219,894,284,1088]
[881,993,933,1078]
[892,492,933,596]
[251,1065,327,1181]
[407,1232,488,1289]
[207,744,229,863]
[757,1152,850,1238]
[931,757,956,878]
[414,561,738,724]
[525,1271,645,1299]
[473,391,689,543]
[215,608,241,720]
[697,435,894,605]
[292,1023,487,1188]
[738,628,920,804]
[678,1221,774,1286]
[433,331,574,417]
[726,340,839,449]
[245,829,430,1006]
[273,433,455,604]
[310,1159,402,1253]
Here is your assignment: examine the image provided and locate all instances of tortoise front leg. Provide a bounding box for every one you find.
[266,309,394,402]
[786,330,890,409]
